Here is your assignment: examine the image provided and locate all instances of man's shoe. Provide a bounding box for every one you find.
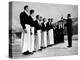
[41,46,44,49]
[33,51,36,52]
[43,47,46,49]
[38,49,42,51]
[28,52,34,54]
[67,46,72,48]
[22,51,30,55]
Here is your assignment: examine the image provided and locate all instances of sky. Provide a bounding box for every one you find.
[11,1,78,29]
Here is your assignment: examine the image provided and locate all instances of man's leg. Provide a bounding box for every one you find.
[68,35,72,47]
[51,29,54,45]
[30,27,35,52]
[69,36,72,47]
[38,30,42,51]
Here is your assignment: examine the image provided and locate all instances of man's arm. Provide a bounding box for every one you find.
[70,19,73,35]
[20,13,26,29]
[64,19,67,26]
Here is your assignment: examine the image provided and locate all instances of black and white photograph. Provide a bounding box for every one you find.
[9,1,78,59]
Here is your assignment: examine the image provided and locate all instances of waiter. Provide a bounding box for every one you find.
[46,18,51,46]
[28,9,35,53]
[50,18,54,45]
[41,18,47,48]
[60,17,64,43]
[53,23,57,44]
[59,22,61,43]
[56,22,59,44]
[66,14,73,47]
[34,15,42,51]
[60,21,63,43]
[62,21,64,43]
[20,5,32,55]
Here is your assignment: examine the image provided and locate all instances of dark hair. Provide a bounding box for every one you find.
[36,15,39,19]
[48,18,50,21]
[24,5,28,10]
[40,16,42,18]
[30,9,34,15]
[67,14,71,17]
[43,18,46,21]
[51,18,53,20]
[61,17,63,19]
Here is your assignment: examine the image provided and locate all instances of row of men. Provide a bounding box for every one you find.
[20,5,64,55]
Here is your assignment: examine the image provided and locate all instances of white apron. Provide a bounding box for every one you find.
[30,27,35,52]
[47,31,50,46]
[62,23,64,29]
[49,29,54,45]
[42,31,47,47]
[22,24,30,53]
[21,31,24,49]
[36,30,41,50]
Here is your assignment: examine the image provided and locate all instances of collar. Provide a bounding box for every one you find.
[25,11,29,16]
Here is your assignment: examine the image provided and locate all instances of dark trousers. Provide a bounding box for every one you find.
[62,34,64,42]
[68,35,72,46]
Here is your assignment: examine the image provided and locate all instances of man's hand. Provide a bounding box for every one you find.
[24,29,27,33]
[30,28,32,35]
[30,32,32,35]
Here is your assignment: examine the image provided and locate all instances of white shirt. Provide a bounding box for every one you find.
[25,10,29,16]
[44,22,46,27]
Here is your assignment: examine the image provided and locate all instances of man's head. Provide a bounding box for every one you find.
[48,18,51,22]
[36,15,40,20]
[43,18,46,22]
[30,9,34,16]
[24,5,29,12]
[51,18,53,22]
[39,16,42,20]
[39,16,42,21]
[61,17,63,20]
[67,14,71,19]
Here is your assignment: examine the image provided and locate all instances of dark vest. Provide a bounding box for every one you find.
[20,11,29,29]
